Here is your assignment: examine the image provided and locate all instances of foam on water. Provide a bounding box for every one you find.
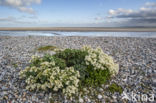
[0,31,156,37]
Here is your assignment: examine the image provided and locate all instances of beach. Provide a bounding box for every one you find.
[1,27,156,32]
[0,36,156,102]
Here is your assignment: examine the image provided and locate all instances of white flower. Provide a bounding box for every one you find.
[65,81,70,85]
[82,46,119,76]
[41,61,49,65]
[53,86,58,91]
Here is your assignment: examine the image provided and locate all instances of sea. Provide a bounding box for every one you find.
[0,31,156,37]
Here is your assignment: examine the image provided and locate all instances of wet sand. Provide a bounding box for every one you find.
[0,27,156,32]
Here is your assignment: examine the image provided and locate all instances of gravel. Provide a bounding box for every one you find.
[0,36,156,103]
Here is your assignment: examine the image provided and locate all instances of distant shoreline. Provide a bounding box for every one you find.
[0,27,156,32]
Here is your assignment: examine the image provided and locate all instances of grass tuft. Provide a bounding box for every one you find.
[37,45,57,51]
[12,63,18,68]
[108,83,123,94]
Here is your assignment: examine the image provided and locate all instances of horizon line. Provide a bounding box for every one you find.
[0,27,156,32]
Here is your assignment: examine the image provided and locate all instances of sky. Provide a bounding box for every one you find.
[0,0,156,27]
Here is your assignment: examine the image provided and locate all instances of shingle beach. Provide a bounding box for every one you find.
[0,36,156,102]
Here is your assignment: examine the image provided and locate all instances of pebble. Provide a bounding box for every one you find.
[99,88,104,92]
[87,98,91,102]
[98,94,103,99]
[79,97,84,103]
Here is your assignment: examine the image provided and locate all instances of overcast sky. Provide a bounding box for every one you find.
[0,0,156,27]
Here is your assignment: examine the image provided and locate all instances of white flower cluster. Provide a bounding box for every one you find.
[82,46,119,76]
[19,56,80,96]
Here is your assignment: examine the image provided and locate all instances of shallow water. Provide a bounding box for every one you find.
[0,31,156,37]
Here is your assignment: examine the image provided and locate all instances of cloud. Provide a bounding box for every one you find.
[145,2,156,7]
[0,16,16,21]
[107,2,156,27]
[0,0,41,14]
[94,17,104,21]
[108,8,133,17]
[0,16,37,24]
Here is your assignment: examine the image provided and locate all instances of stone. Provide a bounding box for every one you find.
[101,99,105,103]
[98,94,102,99]
[2,86,8,91]
[87,98,91,103]
[99,88,104,92]
[79,98,84,103]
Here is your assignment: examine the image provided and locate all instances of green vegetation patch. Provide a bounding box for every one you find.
[20,46,119,97]
[37,45,57,51]
[108,83,123,94]
[12,63,18,68]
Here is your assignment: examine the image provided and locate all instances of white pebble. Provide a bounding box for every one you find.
[79,98,84,103]
[99,88,104,92]
[87,98,91,102]
[98,94,103,99]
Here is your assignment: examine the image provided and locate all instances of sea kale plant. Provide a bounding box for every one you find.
[19,46,119,97]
